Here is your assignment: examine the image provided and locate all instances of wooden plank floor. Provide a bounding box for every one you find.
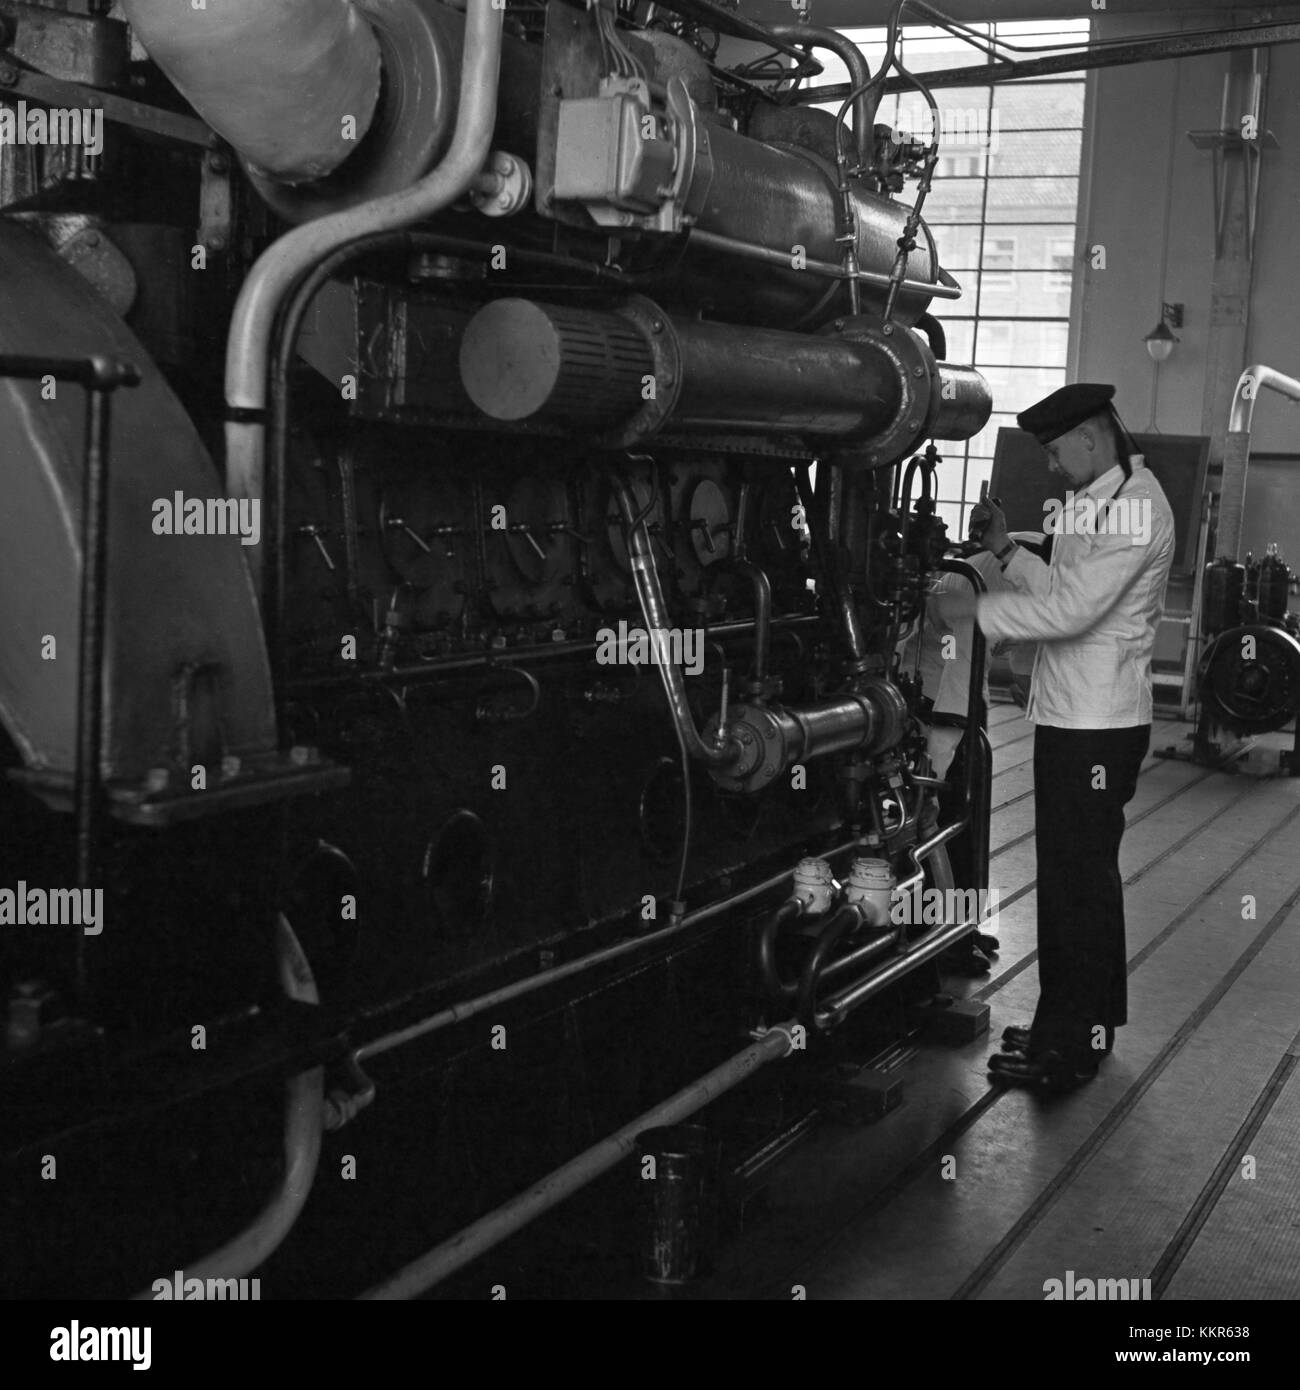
[704,701,1300,1301]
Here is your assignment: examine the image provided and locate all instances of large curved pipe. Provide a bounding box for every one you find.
[123,0,382,183]
[1219,364,1300,562]
[757,898,804,1002]
[132,915,324,1299]
[767,24,872,166]
[1227,363,1300,434]
[222,0,504,572]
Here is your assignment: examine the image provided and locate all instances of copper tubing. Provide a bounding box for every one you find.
[122,0,382,183]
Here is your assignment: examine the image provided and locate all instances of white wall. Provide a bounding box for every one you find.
[1076,5,1300,561]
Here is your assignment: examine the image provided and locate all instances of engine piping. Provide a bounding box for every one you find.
[130,915,324,1298]
[1219,363,1300,563]
[358,1019,802,1299]
[220,0,505,588]
[122,0,383,184]
[767,23,874,167]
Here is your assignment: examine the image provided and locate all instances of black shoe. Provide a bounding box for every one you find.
[1001,1024,1033,1052]
[988,1048,1098,1091]
[1001,1024,1115,1055]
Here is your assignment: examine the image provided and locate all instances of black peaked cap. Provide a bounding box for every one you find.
[1016,383,1117,444]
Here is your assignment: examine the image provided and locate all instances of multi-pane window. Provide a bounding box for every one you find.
[982,236,1018,291]
[1047,236,1076,292]
[823,19,1091,540]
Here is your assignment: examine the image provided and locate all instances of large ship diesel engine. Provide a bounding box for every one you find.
[0,0,994,1297]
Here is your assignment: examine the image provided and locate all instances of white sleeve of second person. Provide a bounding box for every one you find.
[999,543,1050,595]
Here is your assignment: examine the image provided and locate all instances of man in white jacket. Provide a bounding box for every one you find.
[946,383,1176,1090]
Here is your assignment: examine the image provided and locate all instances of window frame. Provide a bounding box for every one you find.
[847,22,1089,540]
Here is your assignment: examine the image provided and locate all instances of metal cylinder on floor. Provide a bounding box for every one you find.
[636,1124,719,1286]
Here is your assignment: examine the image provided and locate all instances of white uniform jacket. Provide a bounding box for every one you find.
[974,457,1175,730]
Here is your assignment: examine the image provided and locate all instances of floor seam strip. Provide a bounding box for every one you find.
[1148,1048,1299,1299]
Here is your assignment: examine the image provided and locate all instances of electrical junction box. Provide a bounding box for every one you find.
[553,80,675,225]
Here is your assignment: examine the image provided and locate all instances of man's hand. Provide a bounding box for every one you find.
[969,498,1009,555]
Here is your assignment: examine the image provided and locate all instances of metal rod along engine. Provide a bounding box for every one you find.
[0,0,993,1296]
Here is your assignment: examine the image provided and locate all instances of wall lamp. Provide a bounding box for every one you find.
[1145,302,1184,362]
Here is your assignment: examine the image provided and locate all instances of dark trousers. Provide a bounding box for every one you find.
[1030,723,1150,1066]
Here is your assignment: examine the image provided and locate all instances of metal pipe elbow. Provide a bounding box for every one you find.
[795,902,862,1023]
[123,0,383,184]
[1229,364,1300,435]
[757,897,805,1002]
[768,23,873,166]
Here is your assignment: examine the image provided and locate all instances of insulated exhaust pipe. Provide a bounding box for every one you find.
[122,0,382,183]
